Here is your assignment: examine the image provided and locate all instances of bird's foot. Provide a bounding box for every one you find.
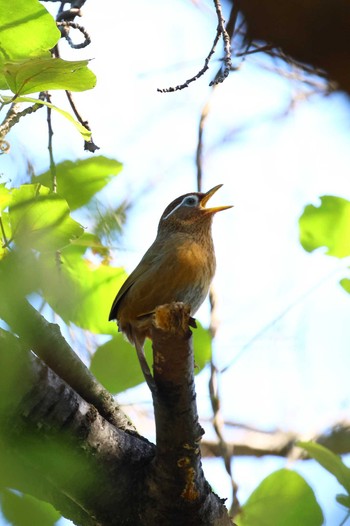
[154,302,192,335]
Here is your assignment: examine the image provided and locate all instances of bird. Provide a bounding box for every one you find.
[109,184,232,392]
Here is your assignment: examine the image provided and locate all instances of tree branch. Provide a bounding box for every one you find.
[0,335,155,525]
[145,303,233,526]
[0,259,135,433]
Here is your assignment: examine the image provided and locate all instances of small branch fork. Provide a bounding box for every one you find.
[157,0,233,93]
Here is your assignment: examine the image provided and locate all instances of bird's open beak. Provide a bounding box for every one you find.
[200,184,233,214]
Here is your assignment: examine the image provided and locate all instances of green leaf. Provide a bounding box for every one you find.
[11,96,92,140]
[91,323,212,393]
[299,195,350,258]
[0,211,11,259]
[0,184,11,211]
[0,0,59,89]
[90,334,148,393]
[297,441,350,494]
[193,322,212,371]
[0,489,60,526]
[9,183,84,251]
[4,57,96,96]
[336,494,350,509]
[34,157,123,210]
[40,239,127,334]
[235,469,323,526]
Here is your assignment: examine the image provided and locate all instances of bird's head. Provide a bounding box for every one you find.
[158,184,232,234]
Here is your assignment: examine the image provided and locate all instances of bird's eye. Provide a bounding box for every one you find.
[184,196,197,206]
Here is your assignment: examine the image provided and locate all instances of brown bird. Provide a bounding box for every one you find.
[109,184,232,391]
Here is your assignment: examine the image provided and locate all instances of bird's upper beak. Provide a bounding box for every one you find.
[200,184,233,214]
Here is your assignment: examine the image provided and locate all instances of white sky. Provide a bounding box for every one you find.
[2,1,350,524]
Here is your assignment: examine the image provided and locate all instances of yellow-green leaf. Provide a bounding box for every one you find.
[4,57,96,96]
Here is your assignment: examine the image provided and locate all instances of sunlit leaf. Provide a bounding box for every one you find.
[0,211,11,259]
[9,183,84,251]
[39,238,127,334]
[90,334,147,393]
[4,57,96,96]
[193,322,212,371]
[91,323,211,393]
[0,490,60,526]
[34,157,123,210]
[0,0,59,89]
[235,469,323,526]
[336,494,350,509]
[299,195,350,258]
[297,441,350,494]
[11,96,92,141]
[0,184,11,211]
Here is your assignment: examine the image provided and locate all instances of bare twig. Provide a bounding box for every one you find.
[157,27,221,93]
[209,321,241,516]
[196,98,212,192]
[57,21,91,49]
[43,92,57,193]
[194,75,239,514]
[65,90,100,152]
[209,0,233,85]
[157,0,234,92]
[0,101,43,152]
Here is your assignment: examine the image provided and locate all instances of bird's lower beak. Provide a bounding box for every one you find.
[200,184,233,214]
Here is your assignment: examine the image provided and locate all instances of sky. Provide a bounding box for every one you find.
[2,0,350,524]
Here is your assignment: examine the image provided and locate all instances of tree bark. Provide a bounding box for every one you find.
[0,304,233,526]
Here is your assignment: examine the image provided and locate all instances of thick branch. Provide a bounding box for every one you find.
[0,259,134,433]
[144,303,233,526]
[0,336,155,525]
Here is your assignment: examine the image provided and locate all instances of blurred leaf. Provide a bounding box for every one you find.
[299,195,350,258]
[90,334,147,393]
[91,323,211,393]
[336,494,350,508]
[1,490,60,526]
[70,232,111,260]
[0,184,11,211]
[9,184,84,252]
[39,238,127,334]
[340,278,350,296]
[0,0,59,89]
[11,96,92,141]
[193,322,212,371]
[235,469,323,526]
[4,57,96,96]
[297,441,350,494]
[0,212,11,259]
[33,157,123,210]
[91,201,128,244]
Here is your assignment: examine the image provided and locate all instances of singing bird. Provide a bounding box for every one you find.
[109,184,232,391]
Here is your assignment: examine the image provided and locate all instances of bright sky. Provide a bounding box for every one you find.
[2,1,350,524]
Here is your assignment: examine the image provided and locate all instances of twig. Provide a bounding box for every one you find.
[209,316,241,516]
[196,98,212,192]
[44,92,57,193]
[209,0,232,85]
[220,264,345,374]
[0,101,43,152]
[157,27,221,93]
[0,217,9,248]
[57,21,91,49]
[65,90,100,152]
[157,0,234,92]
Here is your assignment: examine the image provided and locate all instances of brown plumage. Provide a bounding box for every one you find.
[109,184,232,391]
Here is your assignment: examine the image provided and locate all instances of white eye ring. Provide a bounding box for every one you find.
[162,194,199,220]
[183,195,198,206]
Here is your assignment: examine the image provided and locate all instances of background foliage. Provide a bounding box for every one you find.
[1,0,350,525]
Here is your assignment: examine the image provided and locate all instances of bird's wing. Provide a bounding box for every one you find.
[108,241,159,321]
